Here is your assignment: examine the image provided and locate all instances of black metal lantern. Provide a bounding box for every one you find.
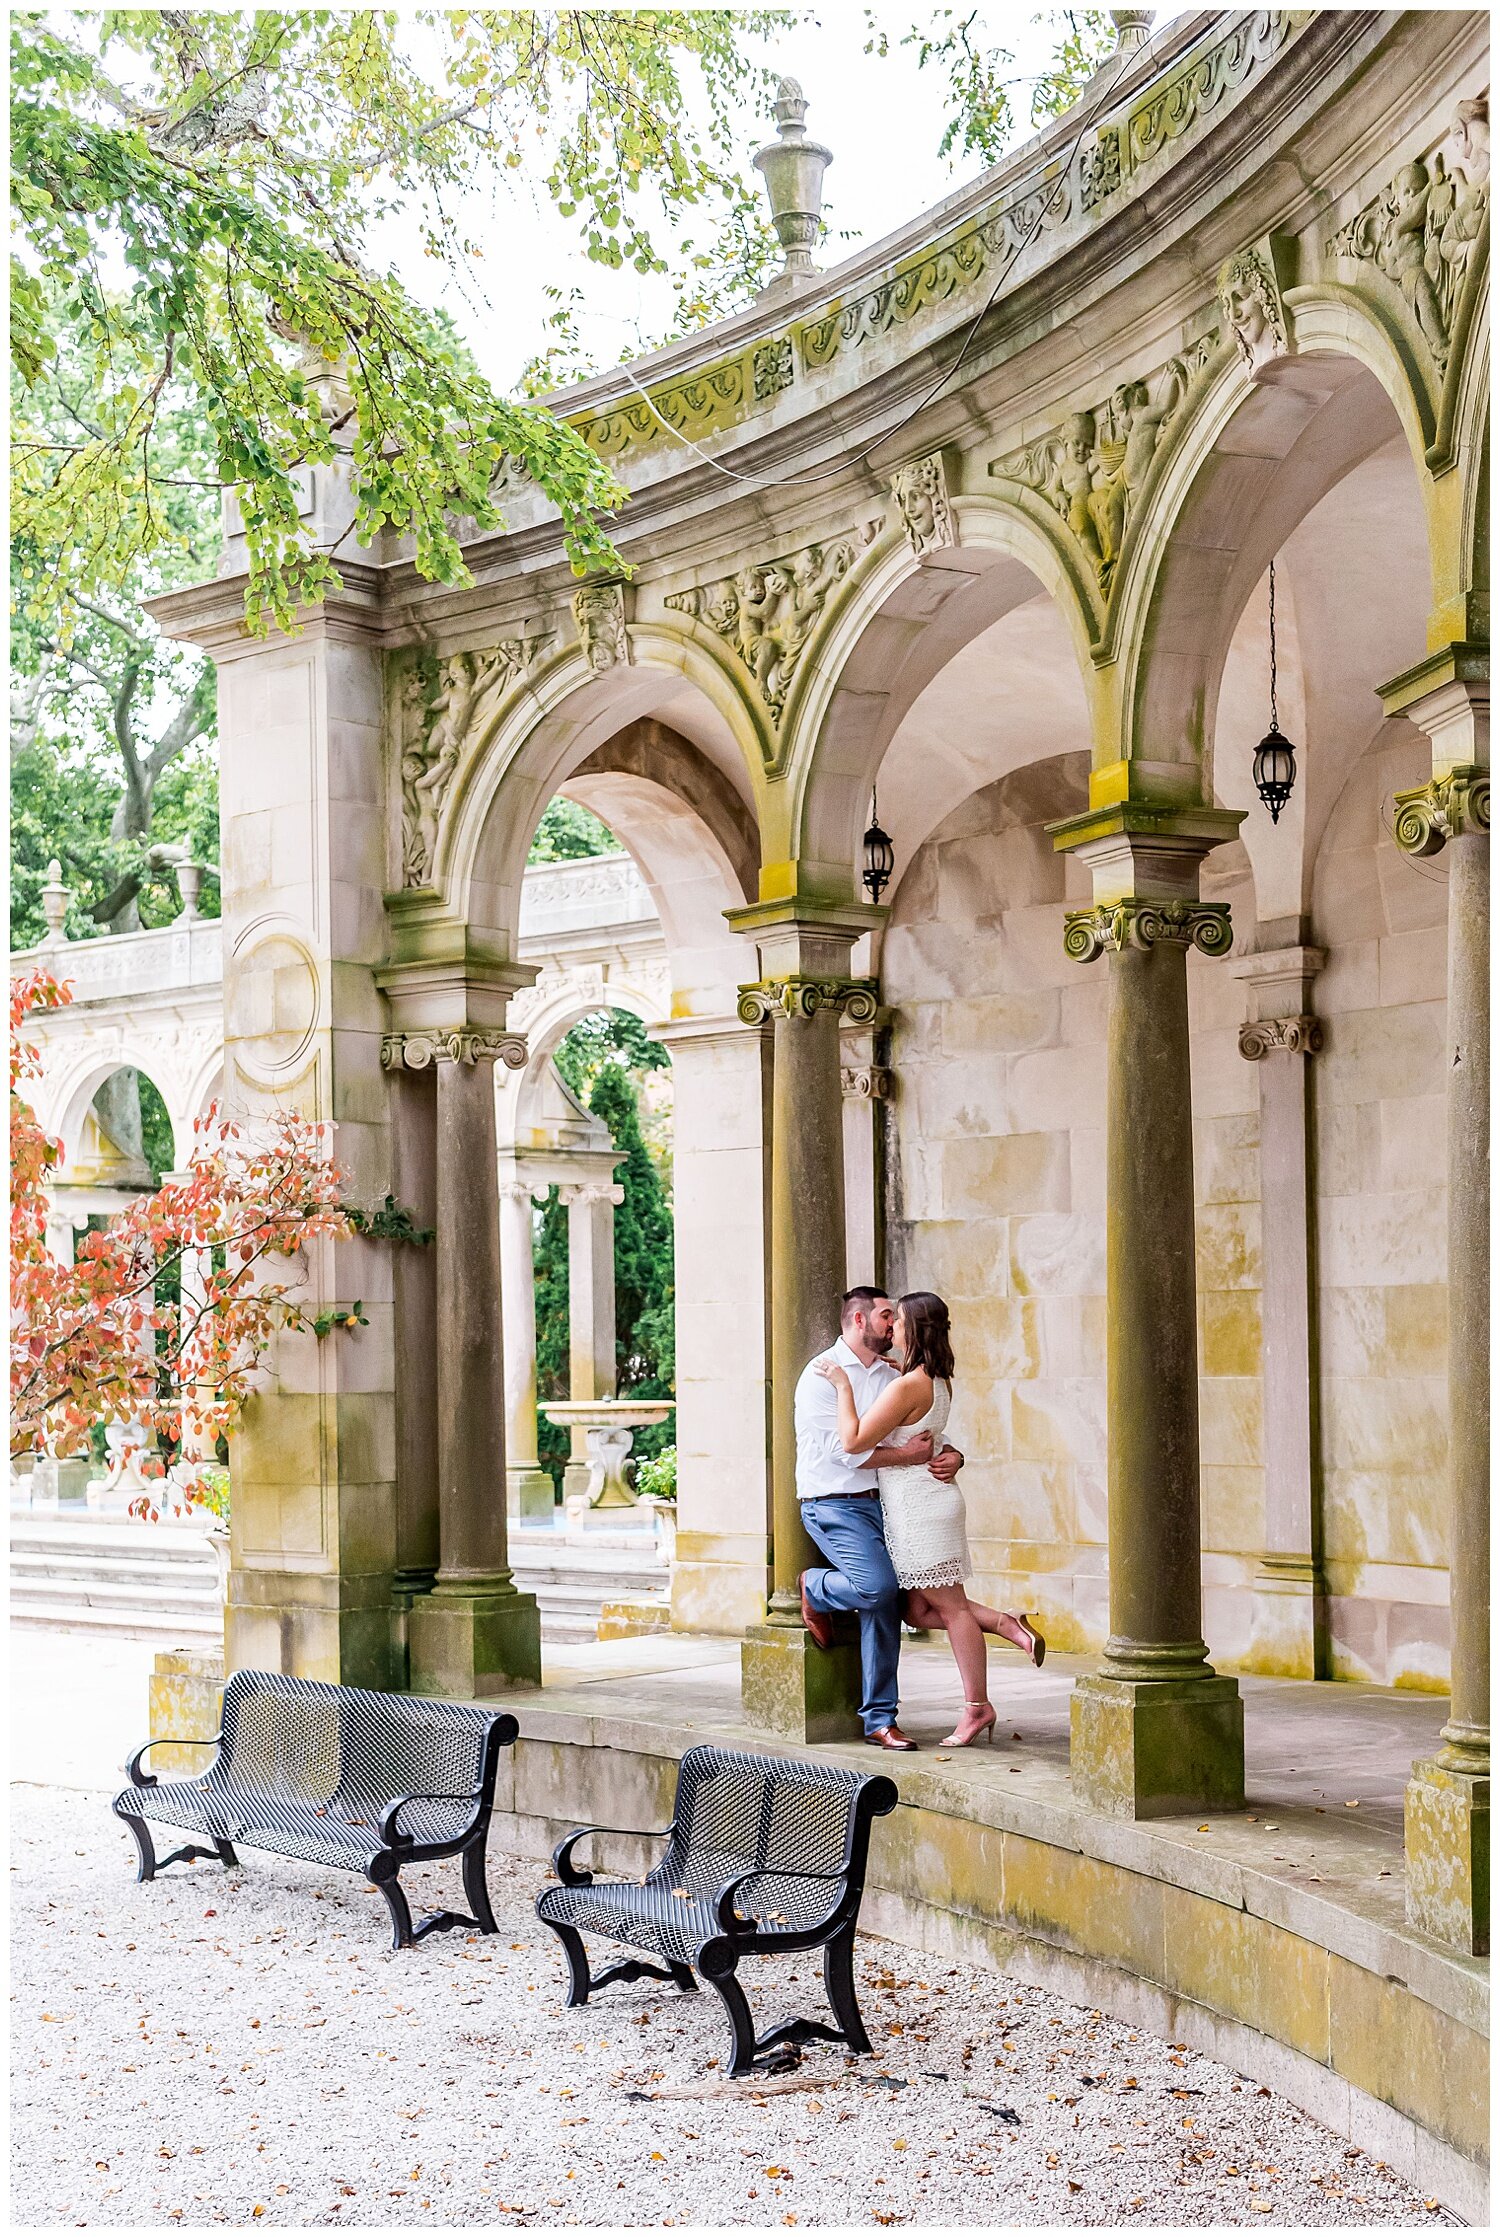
[862,794,894,903]
[1253,558,1298,824]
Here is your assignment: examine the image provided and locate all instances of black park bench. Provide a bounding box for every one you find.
[113,1668,518,1949]
[536,1744,898,2075]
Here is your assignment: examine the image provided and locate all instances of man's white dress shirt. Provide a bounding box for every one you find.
[794,1337,900,1500]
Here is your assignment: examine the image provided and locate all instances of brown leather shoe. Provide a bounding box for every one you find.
[799,1572,834,1651]
[864,1725,918,1751]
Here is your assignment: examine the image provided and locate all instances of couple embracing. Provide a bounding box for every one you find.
[796,1286,1045,1751]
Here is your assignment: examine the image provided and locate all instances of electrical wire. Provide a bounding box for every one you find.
[604,37,1139,493]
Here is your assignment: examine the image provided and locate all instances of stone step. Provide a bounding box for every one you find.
[8,1509,668,1647]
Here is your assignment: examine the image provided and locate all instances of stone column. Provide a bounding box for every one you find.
[390,1066,439,1610]
[1233,943,1327,1679]
[728,900,881,1744]
[559,1178,624,1498]
[1384,650,1489,1954]
[499,1166,554,1522]
[1050,809,1245,1818]
[652,1015,774,1639]
[385,1028,541,1697]
[151,582,404,1691]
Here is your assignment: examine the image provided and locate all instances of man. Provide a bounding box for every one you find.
[796,1286,966,1751]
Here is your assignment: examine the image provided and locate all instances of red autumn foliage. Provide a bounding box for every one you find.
[11,966,353,1467]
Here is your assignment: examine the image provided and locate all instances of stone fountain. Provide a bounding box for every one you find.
[540,1396,674,1527]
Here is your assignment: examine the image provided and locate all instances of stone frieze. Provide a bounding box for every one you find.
[1327,97,1489,371]
[989,331,1219,591]
[399,637,553,888]
[665,527,877,722]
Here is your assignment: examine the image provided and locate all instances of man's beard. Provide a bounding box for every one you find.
[869,1327,895,1355]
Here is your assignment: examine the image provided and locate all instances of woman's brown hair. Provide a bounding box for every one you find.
[898,1290,955,1385]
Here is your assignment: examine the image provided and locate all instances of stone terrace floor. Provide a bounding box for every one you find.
[7,1627,1467,2228]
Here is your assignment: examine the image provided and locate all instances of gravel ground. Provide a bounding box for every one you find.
[11,1783,1455,2229]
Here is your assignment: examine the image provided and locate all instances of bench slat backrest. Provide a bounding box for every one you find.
[213,1671,500,1818]
[660,1746,882,1908]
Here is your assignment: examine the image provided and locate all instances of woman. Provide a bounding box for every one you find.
[815,1290,1044,1747]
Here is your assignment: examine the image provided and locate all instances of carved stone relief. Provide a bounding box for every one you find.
[399,637,552,887]
[665,527,875,720]
[572,579,632,674]
[1217,245,1289,373]
[990,332,1218,591]
[1080,125,1122,214]
[1328,96,1489,370]
[753,338,796,400]
[889,452,957,558]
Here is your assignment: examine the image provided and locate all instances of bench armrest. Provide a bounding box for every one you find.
[714,1863,849,1935]
[552,1822,673,1888]
[124,1734,222,1788]
[378,1788,486,1846]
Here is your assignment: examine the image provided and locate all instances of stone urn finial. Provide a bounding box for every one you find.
[1110,9,1154,50]
[40,858,70,944]
[754,74,832,293]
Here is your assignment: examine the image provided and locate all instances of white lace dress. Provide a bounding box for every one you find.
[877,1380,970,1589]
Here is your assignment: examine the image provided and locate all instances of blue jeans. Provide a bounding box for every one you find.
[800,1495,902,1735]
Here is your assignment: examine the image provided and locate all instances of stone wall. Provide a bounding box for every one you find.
[883,744,1451,1689]
[883,755,1108,1653]
[1312,720,1449,1690]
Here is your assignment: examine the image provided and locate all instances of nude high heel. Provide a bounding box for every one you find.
[941,1701,997,1747]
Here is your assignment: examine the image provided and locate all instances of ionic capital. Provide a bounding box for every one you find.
[1391,767,1490,857]
[1238,1014,1324,1060]
[381,1028,528,1070]
[841,1064,893,1101]
[559,1181,625,1209]
[737,977,880,1025]
[1062,900,1234,964]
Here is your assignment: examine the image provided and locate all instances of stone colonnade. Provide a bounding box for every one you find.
[142,9,1486,1967]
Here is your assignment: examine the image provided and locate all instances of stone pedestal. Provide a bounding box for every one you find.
[740,1622,863,1745]
[729,900,881,1741]
[1233,944,1328,1678]
[390,1033,540,1697]
[1051,809,1245,1818]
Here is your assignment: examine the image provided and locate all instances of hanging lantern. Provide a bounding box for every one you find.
[1253,558,1298,824]
[862,795,894,903]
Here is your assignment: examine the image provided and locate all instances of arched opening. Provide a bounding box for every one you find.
[1148,351,1443,1688]
[795,536,1104,1651]
[437,676,774,1632]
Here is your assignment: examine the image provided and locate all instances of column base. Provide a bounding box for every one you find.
[1247,1562,1328,1680]
[1070,1672,1245,1819]
[507,1468,556,1523]
[1404,1757,1490,1956]
[407,1581,542,1698]
[741,1622,862,1745]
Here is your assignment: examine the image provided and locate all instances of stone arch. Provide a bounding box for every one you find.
[784,499,1099,903]
[435,637,761,1006]
[1116,336,1440,799]
[47,1047,184,1180]
[439,633,764,918]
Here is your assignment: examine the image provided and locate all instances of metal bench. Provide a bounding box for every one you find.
[113,1668,518,1949]
[536,1744,897,2075]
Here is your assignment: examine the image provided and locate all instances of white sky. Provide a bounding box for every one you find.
[367,7,1185,393]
